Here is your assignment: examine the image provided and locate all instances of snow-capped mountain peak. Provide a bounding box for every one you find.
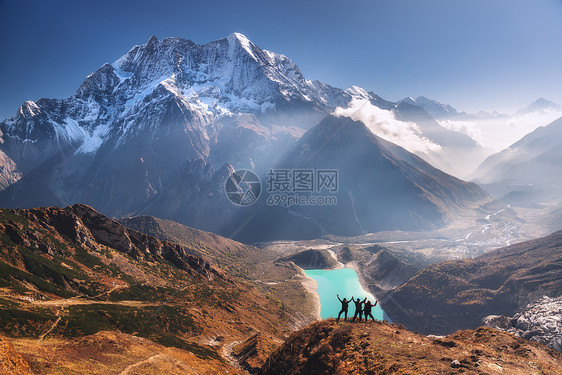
[227,32,257,60]
[106,33,345,116]
[345,85,370,99]
[18,100,41,118]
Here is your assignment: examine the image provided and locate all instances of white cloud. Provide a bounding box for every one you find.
[507,109,562,135]
[334,99,442,154]
[440,109,562,152]
[439,119,483,146]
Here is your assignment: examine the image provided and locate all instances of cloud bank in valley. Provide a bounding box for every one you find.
[439,109,562,152]
[334,99,442,154]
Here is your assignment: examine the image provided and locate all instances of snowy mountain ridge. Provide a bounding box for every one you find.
[3,33,349,156]
[398,96,459,119]
[2,33,495,181]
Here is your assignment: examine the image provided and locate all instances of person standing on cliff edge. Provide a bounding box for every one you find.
[352,297,367,322]
[336,294,350,322]
[364,299,377,322]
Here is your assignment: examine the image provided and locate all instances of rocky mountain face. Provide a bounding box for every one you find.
[337,245,420,295]
[0,205,316,373]
[8,204,223,279]
[470,117,562,205]
[233,333,281,374]
[231,116,488,241]
[383,230,562,335]
[260,320,562,375]
[483,296,562,352]
[0,34,489,241]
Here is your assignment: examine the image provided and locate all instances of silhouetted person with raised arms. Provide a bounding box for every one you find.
[351,297,366,322]
[364,299,377,322]
[336,294,349,322]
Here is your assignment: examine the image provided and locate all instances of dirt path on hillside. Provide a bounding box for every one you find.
[38,308,62,342]
[31,298,150,308]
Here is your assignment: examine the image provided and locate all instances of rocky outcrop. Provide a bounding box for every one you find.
[280,249,339,270]
[260,320,562,375]
[10,204,224,280]
[359,246,418,292]
[483,296,562,351]
[233,333,280,374]
[71,204,225,280]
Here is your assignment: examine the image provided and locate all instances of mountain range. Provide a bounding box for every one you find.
[401,96,562,180]
[0,34,491,241]
[470,117,562,205]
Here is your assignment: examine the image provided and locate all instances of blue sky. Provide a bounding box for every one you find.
[1,0,561,120]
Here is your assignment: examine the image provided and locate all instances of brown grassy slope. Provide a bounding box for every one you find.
[260,320,562,375]
[8,331,240,375]
[0,335,30,374]
[383,230,562,335]
[0,204,300,373]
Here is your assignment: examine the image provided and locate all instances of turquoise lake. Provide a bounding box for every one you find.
[304,267,388,321]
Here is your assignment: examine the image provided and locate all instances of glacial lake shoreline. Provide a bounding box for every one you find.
[304,267,390,321]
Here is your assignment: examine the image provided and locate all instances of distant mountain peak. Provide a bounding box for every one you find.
[18,100,40,118]
[147,34,159,45]
[516,97,562,115]
[533,97,554,105]
[398,96,458,119]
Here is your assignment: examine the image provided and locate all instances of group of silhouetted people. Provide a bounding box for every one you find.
[336,294,378,323]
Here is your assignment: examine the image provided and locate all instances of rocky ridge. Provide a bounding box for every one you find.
[483,296,562,352]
